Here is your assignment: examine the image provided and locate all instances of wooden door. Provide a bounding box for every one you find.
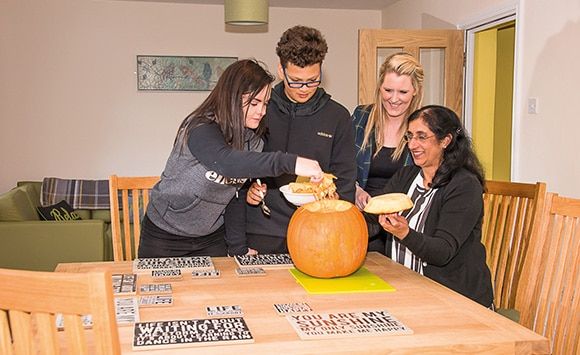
[358,29,464,116]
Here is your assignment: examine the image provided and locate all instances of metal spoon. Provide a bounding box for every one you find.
[256,179,271,216]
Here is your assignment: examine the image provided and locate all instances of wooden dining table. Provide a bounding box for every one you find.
[55,252,549,354]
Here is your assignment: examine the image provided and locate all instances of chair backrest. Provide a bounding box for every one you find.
[481,180,547,309]
[0,268,120,355]
[109,175,159,261]
[516,193,580,355]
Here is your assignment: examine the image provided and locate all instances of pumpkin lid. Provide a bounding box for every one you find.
[302,200,352,213]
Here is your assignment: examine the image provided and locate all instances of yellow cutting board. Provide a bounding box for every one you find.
[289,267,395,294]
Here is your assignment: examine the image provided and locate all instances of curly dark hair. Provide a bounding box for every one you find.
[276,25,328,68]
[408,105,485,189]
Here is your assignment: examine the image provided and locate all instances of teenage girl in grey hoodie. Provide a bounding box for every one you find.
[139,59,323,258]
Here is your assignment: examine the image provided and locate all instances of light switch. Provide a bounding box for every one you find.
[528,97,538,114]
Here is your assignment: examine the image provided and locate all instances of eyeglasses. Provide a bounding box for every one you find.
[282,66,322,89]
[403,132,435,143]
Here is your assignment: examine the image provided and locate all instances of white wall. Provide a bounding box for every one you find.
[516,0,580,199]
[0,0,380,193]
[382,0,580,198]
[381,0,510,29]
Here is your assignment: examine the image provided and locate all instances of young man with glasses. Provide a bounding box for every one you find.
[224,25,357,255]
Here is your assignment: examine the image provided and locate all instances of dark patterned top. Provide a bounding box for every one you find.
[387,172,438,274]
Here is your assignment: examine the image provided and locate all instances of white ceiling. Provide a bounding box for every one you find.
[116,0,399,10]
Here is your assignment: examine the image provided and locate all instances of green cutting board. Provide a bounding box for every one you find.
[289,267,395,294]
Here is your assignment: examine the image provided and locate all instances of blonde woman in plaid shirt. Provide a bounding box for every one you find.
[351,52,424,253]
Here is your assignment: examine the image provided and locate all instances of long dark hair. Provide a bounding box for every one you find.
[408,105,485,189]
[175,59,274,150]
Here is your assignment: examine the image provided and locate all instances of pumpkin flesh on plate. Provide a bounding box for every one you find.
[289,173,337,200]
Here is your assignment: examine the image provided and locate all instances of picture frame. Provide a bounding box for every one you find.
[136,55,237,91]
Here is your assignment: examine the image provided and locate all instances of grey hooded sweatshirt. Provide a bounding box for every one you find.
[146,122,297,238]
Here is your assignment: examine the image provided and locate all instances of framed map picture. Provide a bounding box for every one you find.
[137,55,237,91]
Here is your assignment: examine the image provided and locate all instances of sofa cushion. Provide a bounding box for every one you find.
[74,209,92,220]
[37,200,82,221]
[16,181,42,203]
[91,209,112,222]
[0,186,39,221]
[496,308,520,322]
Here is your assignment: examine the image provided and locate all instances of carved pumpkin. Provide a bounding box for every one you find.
[287,200,368,278]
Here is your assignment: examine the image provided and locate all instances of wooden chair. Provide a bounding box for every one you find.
[481,180,547,311]
[516,193,580,355]
[109,175,159,261]
[0,268,120,354]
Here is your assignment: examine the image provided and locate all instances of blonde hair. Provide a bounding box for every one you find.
[361,52,424,160]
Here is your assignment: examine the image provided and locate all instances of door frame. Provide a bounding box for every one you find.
[358,29,464,115]
[460,3,521,180]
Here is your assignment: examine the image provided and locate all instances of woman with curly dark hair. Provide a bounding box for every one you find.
[367,105,493,307]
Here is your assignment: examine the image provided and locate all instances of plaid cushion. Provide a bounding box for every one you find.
[41,177,110,209]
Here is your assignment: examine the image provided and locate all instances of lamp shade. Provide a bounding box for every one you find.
[225,0,268,25]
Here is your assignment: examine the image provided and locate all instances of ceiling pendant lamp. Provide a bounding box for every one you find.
[225,0,268,26]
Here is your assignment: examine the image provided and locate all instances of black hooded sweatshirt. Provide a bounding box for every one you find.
[224,82,357,254]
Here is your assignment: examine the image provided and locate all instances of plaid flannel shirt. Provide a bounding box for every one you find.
[351,104,413,189]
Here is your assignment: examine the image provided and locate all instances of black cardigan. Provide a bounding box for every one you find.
[368,165,493,307]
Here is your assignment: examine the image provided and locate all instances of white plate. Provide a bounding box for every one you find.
[279,185,316,206]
